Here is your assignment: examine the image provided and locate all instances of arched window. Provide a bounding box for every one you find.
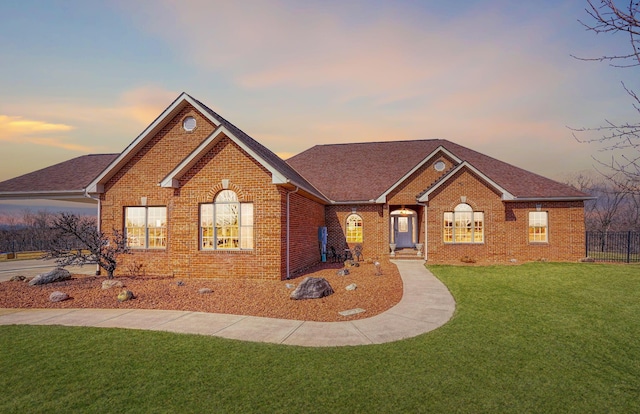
[200,190,253,250]
[346,214,363,243]
[443,203,484,244]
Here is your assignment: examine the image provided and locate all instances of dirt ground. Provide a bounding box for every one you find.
[0,260,403,322]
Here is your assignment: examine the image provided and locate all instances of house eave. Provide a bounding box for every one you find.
[0,190,98,204]
[376,146,462,203]
[330,200,380,205]
[505,196,595,202]
[417,161,515,202]
[87,92,205,194]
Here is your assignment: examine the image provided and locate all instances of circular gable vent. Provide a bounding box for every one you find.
[182,116,197,132]
[434,161,446,171]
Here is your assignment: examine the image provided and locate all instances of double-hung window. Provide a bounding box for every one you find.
[529,211,548,243]
[124,206,167,249]
[443,203,484,243]
[200,190,253,250]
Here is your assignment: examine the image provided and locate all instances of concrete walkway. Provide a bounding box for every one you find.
[0,260,455,347]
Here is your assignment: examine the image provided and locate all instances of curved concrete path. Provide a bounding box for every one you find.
[0,261,455,347]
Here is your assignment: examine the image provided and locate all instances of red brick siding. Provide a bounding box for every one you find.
[387,153,455,205]
[165,136,285,280]
[424,168,586,263]
[101,106,285,280]
[100,105,215,277]
[325,204,388,260]
[285,191,326,277]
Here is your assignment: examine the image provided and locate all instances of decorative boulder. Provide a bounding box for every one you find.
[337,268,350,276]
[49,291,69,302]
[117,289,135,302]
[198,288,213,294]
[102,280,124,290]
[10,275,26,282]
[290,277,334,300]
[28,268,71,286]
[346,283,357,291]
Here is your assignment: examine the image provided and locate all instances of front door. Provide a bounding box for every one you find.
[395,215,413,248]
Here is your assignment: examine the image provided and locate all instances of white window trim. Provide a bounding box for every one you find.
[443,204,484,244]
[124,206,167,250]
[528,211,549,243]
[200,190,254,251]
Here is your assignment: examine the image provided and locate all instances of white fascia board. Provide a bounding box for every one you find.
[86,93,201,194]
[160,125,289,188]
[418,161,515,202]
[375,146,461,204]
[505,196,596,202]
[160,125,227,188]
[228,136,288,184]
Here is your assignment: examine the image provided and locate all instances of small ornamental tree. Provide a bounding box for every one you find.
[45,212,129,279]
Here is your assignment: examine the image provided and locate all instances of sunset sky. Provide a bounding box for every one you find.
[0,0,637,213]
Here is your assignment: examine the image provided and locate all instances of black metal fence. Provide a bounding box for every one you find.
[585,231,640,263]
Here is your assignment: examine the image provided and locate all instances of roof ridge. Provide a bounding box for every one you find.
[310,138,444,148]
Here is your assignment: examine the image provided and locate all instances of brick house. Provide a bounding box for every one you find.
[0,93,590,279]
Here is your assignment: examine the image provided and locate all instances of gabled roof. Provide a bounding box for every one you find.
[86,93,327,202]
[287,139,590,202]
[185,96,328,202]
[0,154,117,203]
[417,161,515,202]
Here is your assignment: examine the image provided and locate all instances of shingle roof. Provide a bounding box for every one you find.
[189,96,327,201]
[286,139,588,202]
[0,154,118,194]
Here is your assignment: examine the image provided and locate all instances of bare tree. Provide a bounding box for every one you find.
[568,172,640,231]
[573,0,640,193]
[45,212,129,279]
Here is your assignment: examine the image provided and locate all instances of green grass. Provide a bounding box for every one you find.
[1,262,639,413]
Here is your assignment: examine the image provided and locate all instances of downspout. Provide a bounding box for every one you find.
[417,202,427,262]
[286,186,299,279]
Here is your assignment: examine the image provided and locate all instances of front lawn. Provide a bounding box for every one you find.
[1,262,639,413]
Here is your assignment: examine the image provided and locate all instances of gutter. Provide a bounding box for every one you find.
[504,196,597,202]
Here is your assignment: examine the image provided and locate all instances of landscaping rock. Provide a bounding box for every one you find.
[290,277,334,300]
[176,280,185,286]
[198,288,213,294]
[28,268,71,286]
[336,268,350,276]
[285,283,296,289]
[49,291,69,302]
[9,275,26,282]
[117,289,135,302]
[346,283,357,291]
[102,280,124,290]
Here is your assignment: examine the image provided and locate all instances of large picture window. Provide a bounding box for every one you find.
[443,203,484,244]
[346,214,363,243]
[529,211,548,243]
[200,190,253,250]
[125,206,167,249]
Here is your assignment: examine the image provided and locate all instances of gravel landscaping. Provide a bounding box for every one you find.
[0,260,403,322]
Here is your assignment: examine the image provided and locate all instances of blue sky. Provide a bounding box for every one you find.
[0,0,637,213]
